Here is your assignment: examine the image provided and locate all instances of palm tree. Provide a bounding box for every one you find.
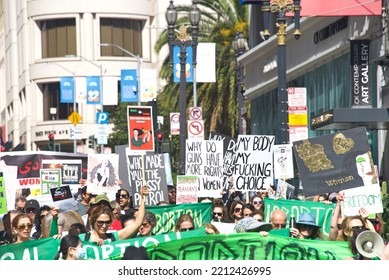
[156,0,248,136]
[155,0,249,171]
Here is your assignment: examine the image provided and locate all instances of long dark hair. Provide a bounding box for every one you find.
[54,234,81,260]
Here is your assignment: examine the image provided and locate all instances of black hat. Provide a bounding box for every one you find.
[122,246,149,260]
[25,199,40,212]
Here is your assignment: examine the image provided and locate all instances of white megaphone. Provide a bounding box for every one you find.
[355,231,385,259]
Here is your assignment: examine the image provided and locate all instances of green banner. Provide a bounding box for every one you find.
[263,198,335,238]
[147,233,353,260]
[0,228,207,260]
[148,202,212,235]
[0,229,352,260]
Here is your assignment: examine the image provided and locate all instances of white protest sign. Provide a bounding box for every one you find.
[233,135,275,192]
[176,175,198,204]
[273,144,294,179]
[185,139,223,197]
[342,184,383,216]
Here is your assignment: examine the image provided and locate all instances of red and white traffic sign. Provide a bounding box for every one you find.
[188,120,204,139]
[189,107,202,120]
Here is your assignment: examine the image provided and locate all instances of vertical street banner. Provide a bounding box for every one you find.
[127,106,155,152]
[121,69,138,103]
[185,139,224,197]
[350,40,371,106]
[233,135,275,192]
[40,168,62,195]
[127,153,168,207]
[292,127,378,197]
[86,76,101,105]
[170,113,180,135]
[173,45,193,83]
[60,77,74,103]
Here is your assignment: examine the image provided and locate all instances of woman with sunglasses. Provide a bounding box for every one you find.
[11,213,34,244]
[228,200,244,223]
[250,195,264,211]
[80,186,148,246]
[174,214,195,232]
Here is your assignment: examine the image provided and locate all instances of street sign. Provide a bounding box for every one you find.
[188,120,204,139]
[69,126,82,140]
[96,112,109,124]
[189,107,202,120]
[68,112,82,126]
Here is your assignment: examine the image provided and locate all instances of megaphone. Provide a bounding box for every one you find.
[355,231,384,259]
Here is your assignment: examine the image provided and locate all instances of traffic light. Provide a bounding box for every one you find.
[157,131,163,153]
[157,131,163,142]
[88,135,95,149]
[48,133,55,151]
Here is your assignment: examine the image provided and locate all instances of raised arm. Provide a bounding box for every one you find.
[118,186,149,240]
[329,192,343,241]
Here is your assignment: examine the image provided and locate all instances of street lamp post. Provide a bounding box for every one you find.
[68,54,105,153]
[47,62,77,153]
[166,0,201,175]
[261,0,301,144]
[232,32,248,136]
[98,43,142,106]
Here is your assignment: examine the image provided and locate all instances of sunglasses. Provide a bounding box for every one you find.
[119,194,129,199]
[17,224,33,231]
[352,226,365,231]
[96,220,111,227]
[141,223,150,227]
[272,223,286,229]
[213,212,223,217]
[234,207,242,213]
[180,227,194,232]
[253,201,263,205]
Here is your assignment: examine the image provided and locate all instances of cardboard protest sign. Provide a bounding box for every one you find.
[176,175,198,204]
[233,135,275,192]
[209,132,237,192]
[292,127,377,197]
[49,185,77,212]
[127,153,168,206]
[40,168,62,195]
[273,144,294,179]
[185,139,223,197]
[127,106,154,152]
[342,184,383,216]
[42,159,82,194]
[87,154,120,195]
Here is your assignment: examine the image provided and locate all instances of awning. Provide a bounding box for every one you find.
[311,108,389,130]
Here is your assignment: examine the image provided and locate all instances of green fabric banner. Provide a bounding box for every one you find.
[147,233,353,260]
[0,229,352,260]
[263,198,335,239]
[148,202,212,235]
[0,228,208,260]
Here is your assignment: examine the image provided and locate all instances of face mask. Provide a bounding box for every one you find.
[76,247,86,260]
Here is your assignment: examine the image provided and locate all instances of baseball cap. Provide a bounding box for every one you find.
[25,199,40,212]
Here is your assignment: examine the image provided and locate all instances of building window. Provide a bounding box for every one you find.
[42,82,74,121]
[100,18,143,57]
[40,18,76,58]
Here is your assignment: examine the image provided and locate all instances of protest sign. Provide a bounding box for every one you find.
[0,171,6,214]
[273,144,294,179]
[233,135,275,192]
[185,139,223,197]
[87,154,120,195]
[49,185,77,211]
[127,106,154,152]
[263,198,335,238]
[292,127,377,197]
[176,175,198,204]
[0,165,17,211]
[127,153,168,206]
[40,168,61,195]
[209,132,238,192]
[342,184,383,216]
